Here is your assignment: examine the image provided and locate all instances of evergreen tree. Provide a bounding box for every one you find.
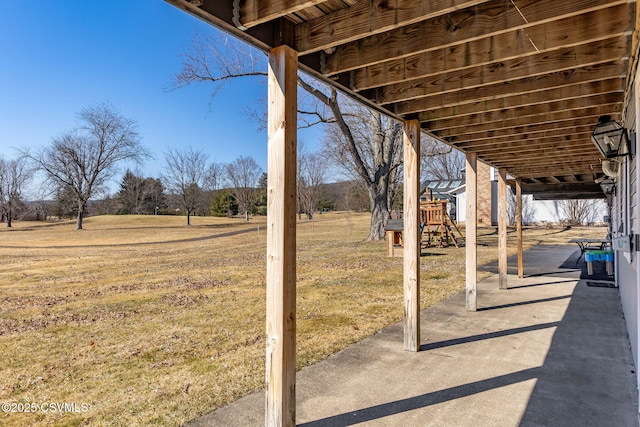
[210,190,238,217]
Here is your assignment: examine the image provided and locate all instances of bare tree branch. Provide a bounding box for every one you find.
[22,102,148,229]
[162,147,209,225]
[172,32,406,240]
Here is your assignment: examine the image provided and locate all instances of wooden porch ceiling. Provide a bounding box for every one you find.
[167,0,638,199]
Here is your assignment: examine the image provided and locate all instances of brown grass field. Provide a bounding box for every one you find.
[0,213,605,426]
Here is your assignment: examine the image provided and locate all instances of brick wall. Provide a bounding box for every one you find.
[477,161,492,225]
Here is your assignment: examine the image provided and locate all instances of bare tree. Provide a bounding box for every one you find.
[506,189,536,226]
[559,199,601,225]
[0,156,32,227]
[421,137,466,181]
[298,147,327,220]
[23,103,147,230]
[171,32,404,240]
[162,147,209,225]
[205,162,226,191]
[323,106,403,239]
[225,155,262,220]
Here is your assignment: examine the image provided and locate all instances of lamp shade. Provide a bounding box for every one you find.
[591,115,628,158]
[599,178,615,195]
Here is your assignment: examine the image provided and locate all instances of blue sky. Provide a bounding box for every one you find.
[0,1,322,193]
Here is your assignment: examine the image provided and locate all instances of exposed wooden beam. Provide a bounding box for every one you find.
[320,3,633,74]
[235,0,331,29]
[349,36,629,92]
[516,178,524,278]
[403,120,421,352]
[265,45,298,427]
[295,0,491,54]
[397,77,625,116]
[532,192,605,200]
[519,182,603,194]
[417,84,624,122]
[487,158,600,171]
[476,140,591,158]
[425,103,621,133]
[377,61,627,107]
[510,164,600,178]
[484,159,602,173]
[498,168,508,290]
[445,121,599,144]
[363,41,628,104]
[486,155,601,169]
[465,152,477,312]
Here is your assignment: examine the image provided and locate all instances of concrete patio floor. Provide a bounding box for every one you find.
[190,246,638,426]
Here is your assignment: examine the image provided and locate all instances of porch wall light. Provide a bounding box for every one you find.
[599,178,616,196]
[591,115,630,159]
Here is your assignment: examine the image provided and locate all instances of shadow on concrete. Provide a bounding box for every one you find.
[517,280,636,426]
[419,321,560,351]
[479,244,612,281]
[508,278,579,289]
[298,368,541,427]
[297,279,636,427]
[476,294,572,311]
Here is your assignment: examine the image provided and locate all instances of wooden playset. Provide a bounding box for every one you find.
[384,200,464,256]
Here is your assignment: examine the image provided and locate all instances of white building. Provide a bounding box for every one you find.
[425,175,608,225]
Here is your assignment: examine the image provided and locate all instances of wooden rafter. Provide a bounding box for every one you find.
[426,103,622,132]
[295,0,492,54]
[319,2,633,75]
[417,89,624,122]
[360,37,629,100]
[234,0,332,29]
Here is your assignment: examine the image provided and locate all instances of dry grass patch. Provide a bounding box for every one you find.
[0,213,605,426]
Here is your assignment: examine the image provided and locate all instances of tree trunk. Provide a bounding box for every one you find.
[245,210,249,221]
[187,211,191,226]
[6,212,12,228]
[367,185,390,241]
[76,202,86,230]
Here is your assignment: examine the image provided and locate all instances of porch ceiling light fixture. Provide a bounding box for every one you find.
[591,115,630,159]
[599,178,616,196]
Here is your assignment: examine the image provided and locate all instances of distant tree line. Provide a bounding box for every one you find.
[2,63,468,234]
[0,100,367,227]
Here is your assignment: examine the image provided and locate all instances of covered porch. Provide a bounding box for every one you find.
[190,244,636,426]
[164,1,640,425]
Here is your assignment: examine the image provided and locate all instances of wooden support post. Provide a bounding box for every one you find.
[465,152,477,311]
[265,45,297,427]
[516,178,524,278]
[403,120,421,351]
[498,168,508,290]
